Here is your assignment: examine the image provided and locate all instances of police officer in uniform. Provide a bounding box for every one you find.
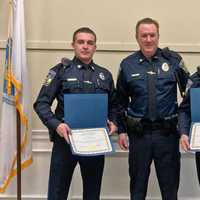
[179,66,200,185]
[33,27,118,200]
[116,18,189,200]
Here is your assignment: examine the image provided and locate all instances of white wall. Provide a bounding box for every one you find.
[1,0,200,199]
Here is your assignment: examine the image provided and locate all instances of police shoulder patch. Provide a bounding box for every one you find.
[43,70,56,86]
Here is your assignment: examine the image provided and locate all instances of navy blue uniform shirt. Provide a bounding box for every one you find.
[34,57,118,140]
[178,72,200,135]
[116,48,189,133]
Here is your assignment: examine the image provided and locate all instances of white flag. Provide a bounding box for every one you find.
[0,0,32,193]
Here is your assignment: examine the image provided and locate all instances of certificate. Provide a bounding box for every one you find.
[64,93,115,156]
[190,123,200,151]
[69,128,113,156]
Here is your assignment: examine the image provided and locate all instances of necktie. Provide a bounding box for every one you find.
[147,61,157,121]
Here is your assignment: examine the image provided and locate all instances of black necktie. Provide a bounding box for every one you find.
[82,65,93,92]
[147,60,157,121]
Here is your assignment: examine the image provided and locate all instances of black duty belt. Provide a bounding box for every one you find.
[141,117,177,131]
[126,114,178,133]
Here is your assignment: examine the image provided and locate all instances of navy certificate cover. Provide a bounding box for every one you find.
[190,88,200,122]
[64,93,108,129]
[189,88,200,151]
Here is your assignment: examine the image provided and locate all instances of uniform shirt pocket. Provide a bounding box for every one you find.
[157,70,176,92]
[62,80,82,93]
[126,74,146,95]
[95,81,110,93]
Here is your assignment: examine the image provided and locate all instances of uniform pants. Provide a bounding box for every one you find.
[128,129,180,200]
[48,135,105,200]
[195,152,200,185]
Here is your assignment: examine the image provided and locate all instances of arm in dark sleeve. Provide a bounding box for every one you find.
[174,58,190,97]
[178,90,191,135]
[116,65,130,134]
[107,72,118,126]
[33,65,62,132]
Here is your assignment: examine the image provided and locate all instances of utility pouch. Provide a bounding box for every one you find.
[125,116,143,134]
[163,117,178,131]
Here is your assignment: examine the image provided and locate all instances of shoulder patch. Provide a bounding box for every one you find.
[43,70,56,86]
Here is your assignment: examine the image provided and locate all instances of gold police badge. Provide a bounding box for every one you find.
[161,63,169,72]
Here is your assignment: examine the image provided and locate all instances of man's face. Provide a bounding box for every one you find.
[136,23,159,58]
[72,32,96,64]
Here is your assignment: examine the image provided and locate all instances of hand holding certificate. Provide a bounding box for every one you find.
[64,94,114,156]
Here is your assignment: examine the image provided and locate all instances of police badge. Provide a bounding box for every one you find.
[99,72,105,80]
[161,62,169,72]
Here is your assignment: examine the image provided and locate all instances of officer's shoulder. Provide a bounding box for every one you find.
[161,47,182,61]
[190,72,200,81]
[120,52,138,67]
[49,58,72,72]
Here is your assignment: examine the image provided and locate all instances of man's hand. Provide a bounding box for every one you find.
[56,123,71,143]
[107,120,118,135]
[180,134,190,152]
[118,133,129,150]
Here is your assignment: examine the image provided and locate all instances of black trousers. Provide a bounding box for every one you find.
[48,135,105,200]
[196,152,200,185]
[128,129,180,200]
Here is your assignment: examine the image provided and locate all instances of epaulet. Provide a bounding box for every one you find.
[50,58,72,75]
[61,57,72,68]
[162,47,182,61]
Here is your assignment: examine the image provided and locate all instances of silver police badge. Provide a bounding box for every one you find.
[161,62,169,72]
[99,72,105,80]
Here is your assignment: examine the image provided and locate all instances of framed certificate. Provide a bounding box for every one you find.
[64,93,114,156]
[69,128,113,156]
[190,123,200,151]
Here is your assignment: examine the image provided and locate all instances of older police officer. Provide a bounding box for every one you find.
[179,67,200,185]
[116,18,189,200]
[34,27,117,200]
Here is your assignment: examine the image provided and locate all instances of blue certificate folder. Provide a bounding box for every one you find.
[64,93,114,155]
[64,94,108,129]
[190,88,200,122]
[189,88,200,151]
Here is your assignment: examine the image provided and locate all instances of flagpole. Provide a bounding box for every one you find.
[16,109,21,200]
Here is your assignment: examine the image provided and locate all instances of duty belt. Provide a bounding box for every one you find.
[126,114,178,132]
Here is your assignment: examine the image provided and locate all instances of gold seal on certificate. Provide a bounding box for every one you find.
[190,123,200,151]
[69,128,113,156]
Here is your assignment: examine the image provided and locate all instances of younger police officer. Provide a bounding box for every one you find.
[116,18,189,200]
[179,67,200,185]
[33,27,118,200]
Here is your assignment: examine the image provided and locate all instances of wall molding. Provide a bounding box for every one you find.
[1,40,200,53]
[31,129,194,158]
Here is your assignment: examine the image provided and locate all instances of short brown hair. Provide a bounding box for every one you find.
[73,27,97,42]
[135,18,159,38]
